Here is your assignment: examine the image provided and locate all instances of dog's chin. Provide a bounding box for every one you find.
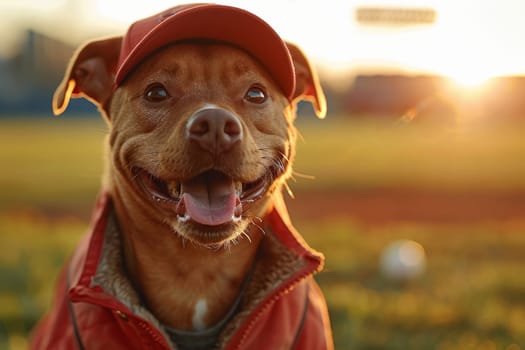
[168,218,251,248]
[132,161,284,248]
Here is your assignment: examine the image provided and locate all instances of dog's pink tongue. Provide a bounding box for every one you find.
[179,172,240,226]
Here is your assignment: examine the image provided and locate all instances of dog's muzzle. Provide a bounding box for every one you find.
[133,107,288,228]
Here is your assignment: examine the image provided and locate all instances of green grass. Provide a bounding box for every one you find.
[1,116,525,349]
[0,213,86,350]
[299,220,525,349]
[294,119,525,192]
[0,117,106,210]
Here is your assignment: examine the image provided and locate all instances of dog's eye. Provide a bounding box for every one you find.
[244,85,267,104]
[144,83,169,102]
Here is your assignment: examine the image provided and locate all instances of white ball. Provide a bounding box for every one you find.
[380,239,426,281]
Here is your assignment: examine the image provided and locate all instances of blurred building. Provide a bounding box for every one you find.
[0,29,94,115]
[2,28,525,124]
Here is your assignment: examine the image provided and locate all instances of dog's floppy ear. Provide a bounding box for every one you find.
[286,42,327,119]
[53,37,122,116]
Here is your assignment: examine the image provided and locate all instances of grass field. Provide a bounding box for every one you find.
[1,116,524,349]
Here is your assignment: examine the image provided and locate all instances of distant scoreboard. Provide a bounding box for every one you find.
[356,7,436,25]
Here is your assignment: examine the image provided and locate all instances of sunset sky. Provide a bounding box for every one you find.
[1,0,524,84]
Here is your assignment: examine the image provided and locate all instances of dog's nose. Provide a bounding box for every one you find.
[186,108,243,154]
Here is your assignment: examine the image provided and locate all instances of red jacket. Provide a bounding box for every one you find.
[30,193,333,349]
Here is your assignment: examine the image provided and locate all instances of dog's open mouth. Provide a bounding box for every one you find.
[134,161,284,227]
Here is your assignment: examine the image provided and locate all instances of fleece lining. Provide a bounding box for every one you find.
[92,209,306,349]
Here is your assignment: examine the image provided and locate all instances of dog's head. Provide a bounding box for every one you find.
[54,4,325,248]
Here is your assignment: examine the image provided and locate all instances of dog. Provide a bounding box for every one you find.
[30,4,333,349]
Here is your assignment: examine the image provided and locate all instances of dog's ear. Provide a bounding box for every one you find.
[53,37,122,116]
[286,42,327,119]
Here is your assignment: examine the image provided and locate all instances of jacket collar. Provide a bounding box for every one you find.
[68,191,324,346]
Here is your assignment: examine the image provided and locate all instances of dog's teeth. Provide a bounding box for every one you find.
[235,181,243,194]
[167,181,180,198]
[176,199,189,222]
[178,213,190,223]
[232,198,242,222]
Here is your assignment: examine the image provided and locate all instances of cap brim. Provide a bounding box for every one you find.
[115,4,295,100]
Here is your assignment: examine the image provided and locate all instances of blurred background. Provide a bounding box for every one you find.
[1,0,525,349]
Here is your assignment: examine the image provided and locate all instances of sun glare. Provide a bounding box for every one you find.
[448,70,492,90]
[437,49,499,94]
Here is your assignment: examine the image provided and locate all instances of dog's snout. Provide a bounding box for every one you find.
[186,108,243,154]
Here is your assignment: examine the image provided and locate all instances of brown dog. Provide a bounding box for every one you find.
[31,4,333,350]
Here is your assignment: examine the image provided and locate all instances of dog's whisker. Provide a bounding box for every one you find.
[283,181,295,199]
[296,129,306,143]
[221,241,230,251]
[257,147,275,153]
[253,224,267,237]
[190,239,204,250]
[292,171,315,180]
[277,150,290,162]
[240,231,252,244]
[246,218,266,237]
[207,243,217,250]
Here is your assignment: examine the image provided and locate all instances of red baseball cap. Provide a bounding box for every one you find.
[115,3,296,100]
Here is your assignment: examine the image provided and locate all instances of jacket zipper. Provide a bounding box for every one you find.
[136,319,171,349]
[232,263,316,350]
